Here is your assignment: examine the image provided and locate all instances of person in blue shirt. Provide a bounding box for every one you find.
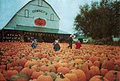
[31,39,38,49]
[53,40,60,51]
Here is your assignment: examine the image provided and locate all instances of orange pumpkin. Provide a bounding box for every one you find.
[102,58,115,70]
[89,75,108,81]
[65,71,78,81]
[104,70,119,81]
[31,71,44,79]
[3,69,18,79]
[20,67,35,77]
[57,66,70,75]
[89,66,100,77]
[37,73,53,81]
[71,69,86,81]
[100,68,108,76]
[0,73,6,81]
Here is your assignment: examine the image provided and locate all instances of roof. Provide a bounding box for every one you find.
[0,0,60,30]
[3,25,70,34]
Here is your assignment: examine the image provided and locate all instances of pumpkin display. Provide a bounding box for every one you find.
[0,42,120,81]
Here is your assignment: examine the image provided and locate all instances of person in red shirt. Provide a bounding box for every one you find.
[75,39,81,49]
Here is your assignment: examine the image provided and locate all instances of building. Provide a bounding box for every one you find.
[0,0,70,42]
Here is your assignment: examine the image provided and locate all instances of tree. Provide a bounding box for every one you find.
[74,0,120,41]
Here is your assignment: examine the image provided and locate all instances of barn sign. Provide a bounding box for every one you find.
[34,18,46,26]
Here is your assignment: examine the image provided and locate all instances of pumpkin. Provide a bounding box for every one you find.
[89,75,108,81]
[104,70,119,81]
[14,65,23,72]
[89,66,100,77]
[20,67,35,77]
[89,56,98,63]
[102,58,115,70]
[31,71,44,79]
[81,63,90,81]
[3,69,18,79]
[34,18,46,26]
[71,69,86,81]
[0,73,6,81]
[74,59,83,64]
[47,71,57,81]
[39,65,50,72]
[100,68,108,76]
[65,71,78,81]
[37,73,53,81]
[9,73,29,81]
[0,65,6,70]
[57,66,70,75]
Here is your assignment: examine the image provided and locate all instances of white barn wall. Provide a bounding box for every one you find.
[6,0,60,29]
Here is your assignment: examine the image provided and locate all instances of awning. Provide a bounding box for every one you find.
[3,25,70,34]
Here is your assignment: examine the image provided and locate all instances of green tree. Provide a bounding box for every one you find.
[74,0,120,40]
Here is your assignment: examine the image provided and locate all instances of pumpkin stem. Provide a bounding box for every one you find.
[113,72,117,75]
[59,73,65,79]
[107,58,110,61]
[72,56,75,60]
[100,76,104,81]
[114,78,117,81]
[88,65,90,70]
[18,63,20,66]
[69,71,73,73]
[50,61,53,64]
[29,64,33,69]
[44,72,48,76]
[48,53,51,57]
[50,69,52,72]
[45,64,49,66]
[73,63,76,67]
[5,63,8,70]
[99,60,102,69]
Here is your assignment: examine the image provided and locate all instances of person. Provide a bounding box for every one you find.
[31,39,38,49]
[53,40,60,51]
[75,39,81,49]
[68,35,74,49]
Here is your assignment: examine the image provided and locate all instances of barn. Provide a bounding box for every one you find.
[0,0,70,42]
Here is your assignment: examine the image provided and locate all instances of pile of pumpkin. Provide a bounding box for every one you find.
[0,42,120,81]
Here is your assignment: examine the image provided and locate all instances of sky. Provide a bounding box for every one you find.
[0,0,99,34]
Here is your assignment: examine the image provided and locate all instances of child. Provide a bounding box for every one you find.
[31,39,38,49]
[53,40,60,51]
[75,39,81,49]
[68,35,74,49]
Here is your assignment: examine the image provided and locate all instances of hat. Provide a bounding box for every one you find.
[70,35,73,37]
[55,40,59,43]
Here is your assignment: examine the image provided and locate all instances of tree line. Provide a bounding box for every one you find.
[74,0,120,44]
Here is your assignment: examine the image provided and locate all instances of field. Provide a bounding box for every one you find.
[0,42,120,81]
